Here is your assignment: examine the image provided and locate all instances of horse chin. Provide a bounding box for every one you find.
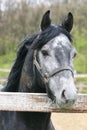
[47,86,76,109]
[55,98,76,109]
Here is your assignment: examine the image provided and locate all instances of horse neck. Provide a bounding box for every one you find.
[16,53,53,130]
[18,71,46,93]
[18,57,46,93]
[14,112,51,130]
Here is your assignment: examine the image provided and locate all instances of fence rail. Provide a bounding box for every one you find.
[0,69,10,73]
[0,92,86,113]
[75,74,87,78]
[0,69,87,113]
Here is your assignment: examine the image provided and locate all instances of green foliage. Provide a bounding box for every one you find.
[0,38,16,55]
[0,52,16,69]
[0,72,9,78]
[76,78,87,82]
[73,27,87,73]
[0,52,16,78]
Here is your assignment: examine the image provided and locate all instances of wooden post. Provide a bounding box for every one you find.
[0,92,86,113]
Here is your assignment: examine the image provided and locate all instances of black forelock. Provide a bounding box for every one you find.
[2,34,38,92]
[31,25,72,50]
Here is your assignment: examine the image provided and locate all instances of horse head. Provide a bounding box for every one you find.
[20,10,77,108]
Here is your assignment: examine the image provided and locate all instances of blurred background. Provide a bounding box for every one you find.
[0,1,87,130]
[0,0,87,92]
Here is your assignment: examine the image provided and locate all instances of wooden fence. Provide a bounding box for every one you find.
[0,69,87,113]
[0,92,86,113]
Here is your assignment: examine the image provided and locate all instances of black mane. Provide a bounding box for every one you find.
[2,34,38,92]
[2,25,71,92]
[31,25,72,50]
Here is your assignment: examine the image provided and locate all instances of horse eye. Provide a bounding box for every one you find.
[42,50,49,56]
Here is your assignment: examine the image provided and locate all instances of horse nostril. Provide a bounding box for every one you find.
[62,90,66,99]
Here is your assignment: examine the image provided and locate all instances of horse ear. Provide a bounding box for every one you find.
[62,12,73,32]
[41,10,51,31]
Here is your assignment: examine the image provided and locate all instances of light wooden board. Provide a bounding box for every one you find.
[0,69,10,72]
[0,92,86,112]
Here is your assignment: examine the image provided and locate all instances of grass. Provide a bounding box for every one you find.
[76,78,87,82]
[0,72,9,78]
[0,52,16,69]
[83,87,87,91]
[73,29,87,73]
[0,52,16,77]
[75,77,87,94]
